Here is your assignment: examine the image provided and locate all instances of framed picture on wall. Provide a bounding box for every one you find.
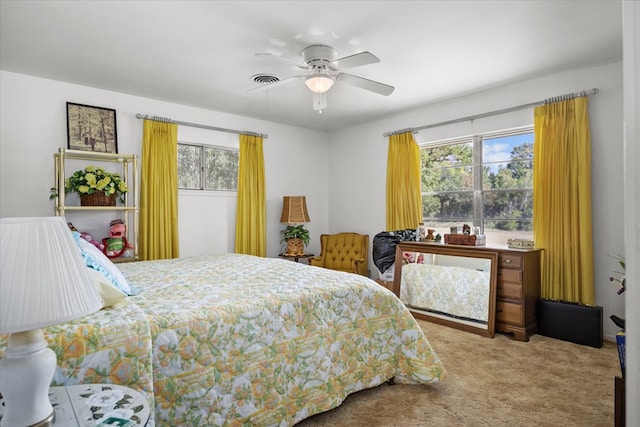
[66,102,118,153]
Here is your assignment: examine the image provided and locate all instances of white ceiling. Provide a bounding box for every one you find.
[0,1,622,132]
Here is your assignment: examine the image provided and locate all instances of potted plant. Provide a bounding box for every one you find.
[50,166,129,206]
[281,225,310,256]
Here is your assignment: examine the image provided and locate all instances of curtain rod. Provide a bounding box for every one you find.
[383,88,599,137]
[135,114,268,139]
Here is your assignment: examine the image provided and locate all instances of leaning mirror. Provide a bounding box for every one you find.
[392,242,499,337]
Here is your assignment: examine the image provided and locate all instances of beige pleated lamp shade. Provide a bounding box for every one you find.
[280,196,310,224]
[0,217,103,334]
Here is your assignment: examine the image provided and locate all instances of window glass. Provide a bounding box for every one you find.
[178,143,238,191]
[178,144,202,189]
[420,128,534,245]
[421,141,473,191]
[204,146,238,191]
[482,133,534,190]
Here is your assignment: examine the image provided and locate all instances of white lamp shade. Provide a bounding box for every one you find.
[0,217,103,334]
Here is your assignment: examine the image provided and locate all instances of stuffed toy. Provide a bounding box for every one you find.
[67,222,104,250]
[81,231,105,251]
[102,219,134,258]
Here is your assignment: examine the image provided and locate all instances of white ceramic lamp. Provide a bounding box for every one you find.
[0,217,103,426]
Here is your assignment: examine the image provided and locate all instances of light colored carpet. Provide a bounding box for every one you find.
[297,320,619,427]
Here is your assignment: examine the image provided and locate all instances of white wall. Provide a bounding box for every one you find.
[328,61,625,341]
[0,70,329,258]
[622,1,639,424]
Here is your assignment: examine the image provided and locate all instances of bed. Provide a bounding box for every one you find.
[2,252,446,426]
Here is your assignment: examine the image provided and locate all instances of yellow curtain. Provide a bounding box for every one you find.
[533,97,594,304]
[139,119,179,261]
[235,134,266,256]
[386,131,422,231]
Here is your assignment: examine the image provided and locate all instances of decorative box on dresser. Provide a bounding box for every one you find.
[494,247,542,342]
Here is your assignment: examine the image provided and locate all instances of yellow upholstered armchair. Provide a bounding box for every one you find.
[309,233,369,276]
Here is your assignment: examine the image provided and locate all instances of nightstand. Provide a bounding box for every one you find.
[0,384,150,426]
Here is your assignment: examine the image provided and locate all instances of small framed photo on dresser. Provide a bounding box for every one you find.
[67,102,118,153]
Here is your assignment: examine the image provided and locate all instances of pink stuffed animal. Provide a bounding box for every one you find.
[81,231,105,251]
[102,219,134,258]
[67,222,104,250]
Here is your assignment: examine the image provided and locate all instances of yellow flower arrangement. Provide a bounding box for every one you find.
[50,166,128,204]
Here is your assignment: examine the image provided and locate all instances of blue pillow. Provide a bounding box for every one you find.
[72,231,139,296]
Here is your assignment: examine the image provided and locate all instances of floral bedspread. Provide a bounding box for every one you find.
[400,262,491,323]
[1,254,446,427]
[0,298,156,423]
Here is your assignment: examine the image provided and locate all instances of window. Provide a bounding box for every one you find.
[178,142,239,191]
[420,127,534,245]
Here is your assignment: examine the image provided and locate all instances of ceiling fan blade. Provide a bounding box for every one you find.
[255,52,307,69]
[247,75,305,93]
[330,51,379,70]
[313,92,327,111]
[336,73,395,96]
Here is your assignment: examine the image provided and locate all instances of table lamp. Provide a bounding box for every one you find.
[0,217,103,426]
[280,196,311,256]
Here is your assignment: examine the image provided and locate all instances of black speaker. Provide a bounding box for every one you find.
[537,299,603,348]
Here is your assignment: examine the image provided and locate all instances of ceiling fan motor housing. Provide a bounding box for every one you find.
[302,45,337,69]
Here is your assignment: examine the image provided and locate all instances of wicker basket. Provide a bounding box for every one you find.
[80,192,116,207]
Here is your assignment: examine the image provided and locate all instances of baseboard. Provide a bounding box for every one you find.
[536,299,603,348]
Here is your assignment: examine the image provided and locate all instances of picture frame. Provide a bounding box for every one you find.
[66,102,118,153]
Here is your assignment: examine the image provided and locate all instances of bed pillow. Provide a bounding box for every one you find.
[73,232,139,296]
[86,267,127,307]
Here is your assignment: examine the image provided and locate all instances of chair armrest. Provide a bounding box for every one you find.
[353,257,366,274]
[309,257,322,267]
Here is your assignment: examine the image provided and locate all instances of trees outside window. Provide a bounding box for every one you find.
[420,127,534,245]
[178,143,238,191]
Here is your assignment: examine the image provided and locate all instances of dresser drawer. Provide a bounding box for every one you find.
[497,281,523,300]
[496,301,523,325]
[499,253,523,269]
[499,268,522,284]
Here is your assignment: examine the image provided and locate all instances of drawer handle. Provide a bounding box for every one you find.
[504,259,513,264]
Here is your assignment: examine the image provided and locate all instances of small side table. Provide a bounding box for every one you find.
[279,253,315,264]
[0,384,150,426]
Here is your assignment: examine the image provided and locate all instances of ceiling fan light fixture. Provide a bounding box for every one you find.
[305,74,334,94]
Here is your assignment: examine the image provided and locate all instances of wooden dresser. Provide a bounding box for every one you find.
[494,247,541,341]
[387,242,541,342]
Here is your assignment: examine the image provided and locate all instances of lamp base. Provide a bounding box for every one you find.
[0,329,56,427]
[285,238,305,256]
[28,411,55,427]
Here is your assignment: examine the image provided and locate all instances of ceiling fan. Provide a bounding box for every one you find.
[249,44,394,112]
